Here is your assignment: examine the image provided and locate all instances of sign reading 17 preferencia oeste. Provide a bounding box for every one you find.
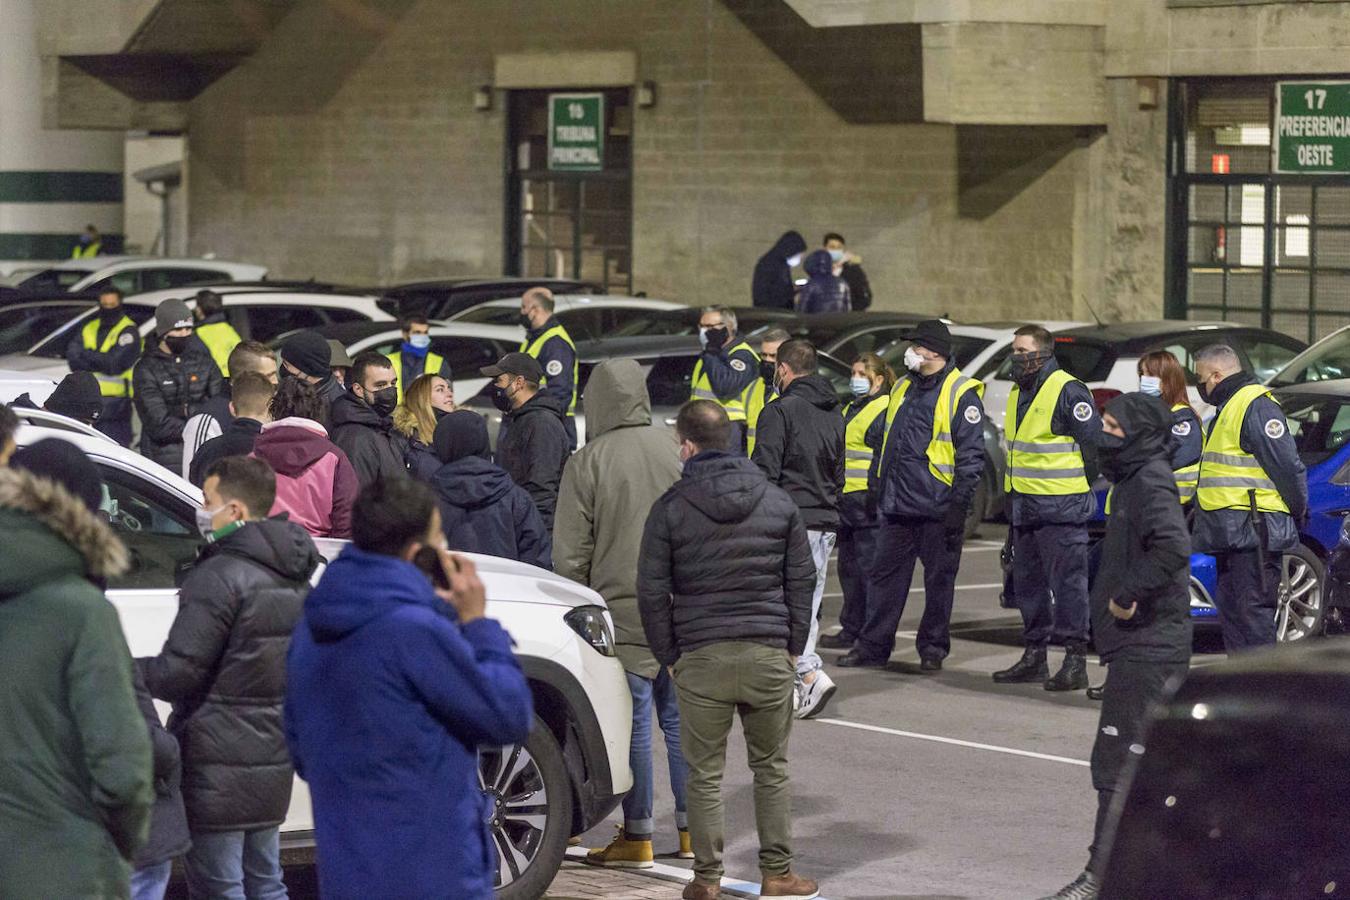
[1276,81,1350,174]
[548,93,604,172]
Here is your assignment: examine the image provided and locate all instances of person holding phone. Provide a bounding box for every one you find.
[285,477,534,900]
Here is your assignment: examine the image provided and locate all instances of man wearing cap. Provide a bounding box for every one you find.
[280,331,345,407]
[133,298,225,471]
[519,287,579,449]
[11,372,104,427]
[328,340,352,388]
[483,352,570,530]
[66,287,141,446]
[839,319,986,673]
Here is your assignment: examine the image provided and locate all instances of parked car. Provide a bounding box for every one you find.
[1267,322,1350,387]
[574,304,801,342]
[11,422,633,899]
[378,277,604,320]
[14,256,268,295]
[1099,639,1350,898]
[449,295,686,341]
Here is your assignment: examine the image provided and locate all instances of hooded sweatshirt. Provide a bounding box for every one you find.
[554,359,683,678]
[751,373,845,531]
[797,249,852,314]
[285,546,533,900]
[752,230,808,309]
[252,417,358,538]
[0,468,153,896]
[636,451,818,666]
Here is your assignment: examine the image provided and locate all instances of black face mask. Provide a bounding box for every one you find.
[1097,431,1127,483]
[363,386,398,417]
[759,360,776,384]
[1010,349,1053,388]
[1197,378,1215,406]
[491,383,514,413]
[163,334,190,356]
[518,314,534,331]
[99,305,123,323]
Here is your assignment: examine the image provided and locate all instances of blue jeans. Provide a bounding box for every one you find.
[130,860,173,900]
[623,668,689,837]
[184,828,287,900]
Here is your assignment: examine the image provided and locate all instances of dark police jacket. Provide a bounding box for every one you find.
[523,316,577,414]
[751,374,844,532]
[1008,358,1104,527]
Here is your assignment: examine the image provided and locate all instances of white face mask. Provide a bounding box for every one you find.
[828,249,845,263]
[1139,375,1162,397]
[698,327,709,349]
[785,254,803,268]
[196,504,227,538]
[849,376,870,396]
[903,345,926,373]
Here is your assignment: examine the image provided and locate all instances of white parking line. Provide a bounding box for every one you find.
[813,718,1090,767]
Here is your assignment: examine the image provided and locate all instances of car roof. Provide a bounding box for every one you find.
[289,320,521,345]
[387,277,598,292]
[472,295,684,311]
[1053,320,1253,352]
[1271,379,1350,400]
[576,335,702,361]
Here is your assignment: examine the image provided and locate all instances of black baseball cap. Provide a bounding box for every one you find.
[480,352,543,384]
[901,319,952,358]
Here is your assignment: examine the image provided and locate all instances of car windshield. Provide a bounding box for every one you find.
[16,268,85,292]
[1280,394,1350,466]
[1269,329,1350,387]
[0,303,91,355]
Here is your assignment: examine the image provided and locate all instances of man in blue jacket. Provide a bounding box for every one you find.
[285,477,534,900]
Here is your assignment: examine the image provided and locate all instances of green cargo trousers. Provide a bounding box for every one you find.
[672,641,796,884]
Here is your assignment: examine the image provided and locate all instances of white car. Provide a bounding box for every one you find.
[11,422,633,899]
[13,256,268,296]
[449,295,685,342]
[1267,325,1350,388]
[0,287,395,384]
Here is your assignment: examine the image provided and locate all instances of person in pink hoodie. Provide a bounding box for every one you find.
[251,378,358,538]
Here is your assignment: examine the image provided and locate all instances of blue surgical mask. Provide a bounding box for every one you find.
[829,249,845,264]
[849,376,870,397]
[1139,375,1162,397]
[409,333,431,350]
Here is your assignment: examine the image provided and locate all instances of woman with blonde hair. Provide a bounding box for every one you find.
[392,373,455,481]
[820,352,896,650]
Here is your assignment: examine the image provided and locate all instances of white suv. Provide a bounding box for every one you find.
[10,423,633,898]
[14,256,268,296]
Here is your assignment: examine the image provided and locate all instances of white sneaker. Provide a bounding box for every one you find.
[795,671,837,720]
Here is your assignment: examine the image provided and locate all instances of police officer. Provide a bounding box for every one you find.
[193,290,242,376]
[519,287,578,449]
[690,306,758,453]
[818,352,894,651]
[1193,344,1308,651]
[839,320,984,671]
[993,324,1104,691]
[65,287,140,446]
[743,327,791,457]
[386,315,451,402]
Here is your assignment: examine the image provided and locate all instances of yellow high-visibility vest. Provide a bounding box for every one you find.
[521,325,577,415]
[1104,404,1201,515]
[744,377,778,456]
[1004,369,1089,495]
[71,241,101,259]
[883,368,984,487]
[843,393,890,494]
[385,350,447,403]
[1197,384,1289,514]
[690,340,758,422]
[81,316,137,398]
[197,320,242,377]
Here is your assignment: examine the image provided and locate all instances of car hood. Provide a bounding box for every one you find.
[0,355,67,375]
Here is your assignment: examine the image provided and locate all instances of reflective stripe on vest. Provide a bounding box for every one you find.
[881,368,984,487]
[197,321,242,377]
[1104,404,1200,515]
[82,316,136,398]
[384,350,447,403]
[1197,384,1289,514]
[690,340,758,422]
[520,325,577,414]
[843,393,890,493]
[743,377,777,456]
[1003,369,1089,495]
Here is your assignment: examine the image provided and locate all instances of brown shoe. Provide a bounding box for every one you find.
[682,879,722,900]
[760,870,820,899]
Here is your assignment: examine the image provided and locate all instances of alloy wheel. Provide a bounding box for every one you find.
[479,743,550,888]
[1276,553,1322,643]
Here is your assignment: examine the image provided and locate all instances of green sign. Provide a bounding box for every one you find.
[1275,81,1350,174]
[548,93,604,172]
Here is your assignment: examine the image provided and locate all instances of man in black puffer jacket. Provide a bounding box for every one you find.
[330,351,407,489]
[483,352,570,530]
[140,456,320,899]
[638,400,820,900]
[133,298,225,471]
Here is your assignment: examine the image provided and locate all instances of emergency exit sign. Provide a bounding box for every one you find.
[548,93,604,172]
[1276,81,1350,174]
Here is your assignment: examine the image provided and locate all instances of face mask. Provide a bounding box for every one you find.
[364,385,398,417]
[1139,375,1162,397]
[518,314,533,331]
[698,328,710,350]
[492,383,514,413]
[164,334,190,356]
[196,505,226,538]
[850,376,871,396]
[1197,380,1213,406]
[786,253,803,268]
[1097,431,1128,483]
[99,305,122,321]
[759,360,777,383]
[903,345,925,373]
[829,249,845,264]
[409,333,431,350]
[1010,349,1052,386]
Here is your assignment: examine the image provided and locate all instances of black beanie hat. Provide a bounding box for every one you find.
[432,410,491,464]
[11,438,103,512]
[45,372,103,424]
[281,331,333,379]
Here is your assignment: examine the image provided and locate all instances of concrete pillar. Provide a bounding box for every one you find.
[0,0,123,271]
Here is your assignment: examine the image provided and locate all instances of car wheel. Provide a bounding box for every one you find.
[480,716,573,900]
[1276,544,1325,643]
[964,467,990,539]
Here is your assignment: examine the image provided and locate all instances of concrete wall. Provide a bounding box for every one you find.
[184,0,1089,321]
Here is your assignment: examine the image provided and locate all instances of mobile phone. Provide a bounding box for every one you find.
[413,546,451,591]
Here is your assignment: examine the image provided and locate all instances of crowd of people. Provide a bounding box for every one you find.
[0,268,1311,900]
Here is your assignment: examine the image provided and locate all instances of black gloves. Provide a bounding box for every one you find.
[943,501,968,550]
[704,327,728,352]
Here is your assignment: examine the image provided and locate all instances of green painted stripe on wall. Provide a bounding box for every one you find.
[0,233,125,260]
[0,171,123,204]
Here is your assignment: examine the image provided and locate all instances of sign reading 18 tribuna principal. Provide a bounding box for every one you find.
[548,93,604,172]
[1276,81,1350,174]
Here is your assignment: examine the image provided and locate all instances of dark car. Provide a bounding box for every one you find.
[1100,639,1350,898]
[378,277,603,320]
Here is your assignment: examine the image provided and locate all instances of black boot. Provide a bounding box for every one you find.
[1045,644,1089,692]
[992,646,1048,683]
[817,631,855,650]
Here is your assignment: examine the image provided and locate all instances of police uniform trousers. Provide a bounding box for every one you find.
[1012,522,1090,647]
[835,493,879,643]
[1213,549,1282,651]
[856,516,961,661]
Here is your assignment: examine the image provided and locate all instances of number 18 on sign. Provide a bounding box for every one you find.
[548,93,604,172]
[1276,81,1350,174]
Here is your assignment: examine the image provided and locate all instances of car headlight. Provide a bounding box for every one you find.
[565,606,616,657]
